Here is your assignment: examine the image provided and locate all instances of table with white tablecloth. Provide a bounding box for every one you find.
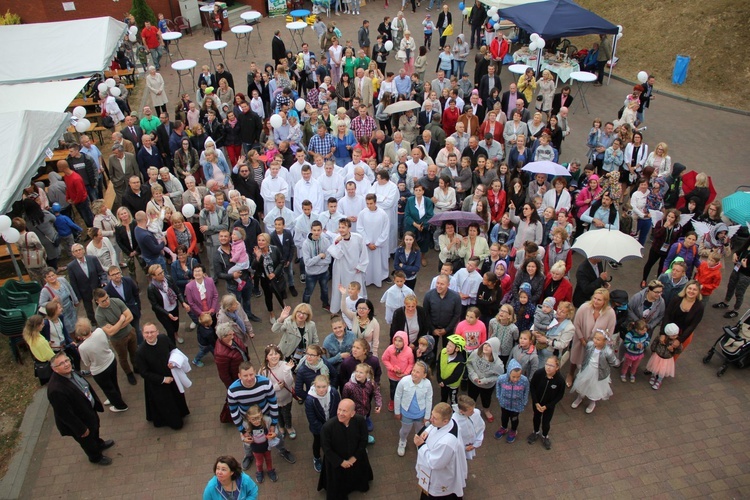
[512,48,580,84]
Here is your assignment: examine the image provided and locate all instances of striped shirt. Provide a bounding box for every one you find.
[227,375,279,432]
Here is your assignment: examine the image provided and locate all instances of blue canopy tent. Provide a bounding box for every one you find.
[496,0,618,39]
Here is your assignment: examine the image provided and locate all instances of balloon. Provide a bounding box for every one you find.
[537,38,545,48]
[105,78,116,88]
[97,82,109,93]
[617,24,623,33]
[129,25,138,35]
[181,204,195,218]
[2,227,20,244]
[616,33,623,41]
[75,118,91,133]
[487,7,497,16]
[463,7,471,16]
[491,14,499,22]
[458,2,465,10]
[269,114,283,129]
[295,98,306,111]
[128,34,137,42]
[0,215,10,232]
[530,33,539,42]
[110,87,121,97]
[529,42,537,52]
[73,106,87,119]
[384,40,393,51]
[637,71,648,83]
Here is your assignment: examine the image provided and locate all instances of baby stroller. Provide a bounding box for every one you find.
[702,309,750,377]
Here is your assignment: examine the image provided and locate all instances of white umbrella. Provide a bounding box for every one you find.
[522,160,571,177]
[384,101,421,114]
[571,229,643,263]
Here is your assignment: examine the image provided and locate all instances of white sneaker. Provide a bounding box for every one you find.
[189,322,196,330]
[397,440,406,456]
[103,399,111,406]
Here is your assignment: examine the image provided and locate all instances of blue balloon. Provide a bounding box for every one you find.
[458,2,465,10]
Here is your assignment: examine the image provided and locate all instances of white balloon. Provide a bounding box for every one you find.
[105,78,116,88]
[537,38,545,48]
[97,82,109,93]
[129,25,138,35]
[73,106,87,119]
[530,33,539,42]
[75,118,91,133]
[110,87,122,97]
[295,98,306,111]
[462,7,470,15]
[488,7,497,16]
[2,227,20,244]
[637,71,648,83]
[491,14,499,22]
[384,40,394,51]
[128,34,137,42]
[529,42,537,52]
[616,32,623,40]
[181,204,196,218]
[269,114,283,129]
[617,24,623,33]
[0,215,11,232]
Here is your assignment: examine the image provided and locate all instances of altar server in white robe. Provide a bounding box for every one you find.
[319,161,345,200]
[328,219,369,313]
[319,197,346,239]
[293,165,325,214]
[338,181,366,233]
[357,194,391,288]
[260,163,289,215]
[368,170,400,254]
[414,402,468,499]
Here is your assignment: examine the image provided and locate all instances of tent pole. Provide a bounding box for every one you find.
[6,243,24,282]
[535,47,542,77]
[607,36,618,85]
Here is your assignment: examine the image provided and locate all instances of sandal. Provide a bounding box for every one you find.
[724,310,739,319]
[485,412,494,423]
[640,281,647,289]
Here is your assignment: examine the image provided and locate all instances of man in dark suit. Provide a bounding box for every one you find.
[418,100,440,133]
[155,112,174,163]
[370,130,391,164]
[270,217,298,297]
[107,144,141,211]
[551,86,574,117]
[238,101,263,153]
[572,257,610,307]
[135,135,163,178]
[467,93,486,123]
[168,120,188,158]
[508,96,531,122]
[501,83,528,120]
[122,176,152,216]
[478,64,502,105]
[67,243,107,325]
[460,136,489,170]
[104,265,142,344]
[415,130,440,163]
[272,30,287,66]
[47,351,114,465]
[121,116,143,151]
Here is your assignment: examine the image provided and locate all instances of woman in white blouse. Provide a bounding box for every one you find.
[644,142,671,178]
[86,227,118,270]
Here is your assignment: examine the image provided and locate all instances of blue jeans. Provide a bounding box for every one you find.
[75,199,94,227]
[453,60,466,79]
[303,271,330,307]
[283,262,295,289]
[636,218,652,246]
[194,342,214,362]
[132,315,143,345]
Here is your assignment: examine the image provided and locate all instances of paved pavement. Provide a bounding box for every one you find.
[17,4,750,499]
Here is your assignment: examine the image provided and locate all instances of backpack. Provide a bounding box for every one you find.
[675,241,697,261]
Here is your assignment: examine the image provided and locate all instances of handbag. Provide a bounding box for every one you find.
[34,360,52,380]
[443,24,454,36]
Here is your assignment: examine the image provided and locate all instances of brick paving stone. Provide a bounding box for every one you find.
[15,4,750,498]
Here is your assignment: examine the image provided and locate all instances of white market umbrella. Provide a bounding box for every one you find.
[571,229,643,263]
[522,160,571,177]
[384,101,421,114]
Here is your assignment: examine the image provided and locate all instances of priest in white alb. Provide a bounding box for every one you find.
[338,181,366,233]
[368,169,400,254]
[260,163,289,215]
[293,165,324,214]
[357,194,391,288]
[328,219,368,313]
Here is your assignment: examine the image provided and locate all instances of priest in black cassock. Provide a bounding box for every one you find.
[135,322,190,430]
[318,398,374,499]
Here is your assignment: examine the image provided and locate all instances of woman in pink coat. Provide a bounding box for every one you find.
[567,287,616,387]
[184,265,220,324]
[381,331,415,412]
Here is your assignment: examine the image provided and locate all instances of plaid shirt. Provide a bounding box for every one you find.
[350,115,377,140]
[308,133,335,156]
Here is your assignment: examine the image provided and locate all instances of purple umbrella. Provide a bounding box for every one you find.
[429,211,485,228]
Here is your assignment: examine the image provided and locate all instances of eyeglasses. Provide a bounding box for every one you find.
[109,271,122,277]
[52,359,71,368]
[356,306,370,311]
[306,353,320,358]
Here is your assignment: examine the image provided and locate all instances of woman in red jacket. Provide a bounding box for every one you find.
[214,323,249,422]
[441,98,460,136]
[541,260,573,304]
[487,178,507,227]
[479,110,504,143]
[165,213,199,257]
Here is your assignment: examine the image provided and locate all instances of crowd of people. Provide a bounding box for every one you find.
[13,3,749,499]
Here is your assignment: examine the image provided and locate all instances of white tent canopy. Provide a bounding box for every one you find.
[0,79,89,113]
[480,0,547,9]
[0,17,127,84]
[0,111,71,213]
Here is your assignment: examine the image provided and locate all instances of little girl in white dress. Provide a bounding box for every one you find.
[570,329,619,414]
